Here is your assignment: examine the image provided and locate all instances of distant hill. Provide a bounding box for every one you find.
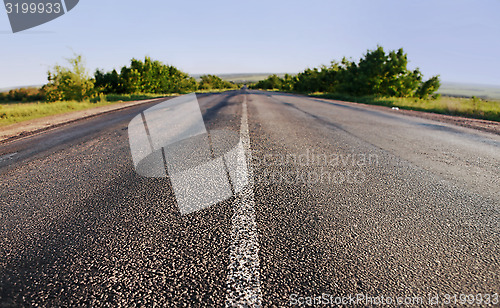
[0,85,43,92]
[192,73,287,84]
[438,82,500,100]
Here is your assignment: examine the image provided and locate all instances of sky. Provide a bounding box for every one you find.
[1,0,499,89]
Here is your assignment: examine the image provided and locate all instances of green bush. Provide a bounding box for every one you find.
[43,54,94,102]
[0,87,45,102]
[251,46,441,99]
[198,75,238,90]
[107,57,198,95]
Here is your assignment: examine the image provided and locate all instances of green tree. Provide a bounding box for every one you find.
[252,46,441,99]
[281,74,296,91]
[199,75,238,90]
[94,69,121,94]
[43,54,94,102]
[415,76,441,99]
[252,74,283,90]
[116,57,197,94]
[119,65,141,94]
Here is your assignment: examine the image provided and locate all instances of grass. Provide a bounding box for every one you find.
[103,93,170,102]
[0,100,118,127]
[0,89,241,127]
[308,93,500,122]
[0,93,169,127]
[6,87,495,127]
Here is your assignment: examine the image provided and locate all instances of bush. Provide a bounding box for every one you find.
[198,75,238,90]
[252,47,441,99]
[0,87,45,102]
[416,76,441,99]
[110,57,198,94]
[43,54,94,102]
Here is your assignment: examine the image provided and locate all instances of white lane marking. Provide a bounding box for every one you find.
[226,94,263,307]
[0,152,18,162]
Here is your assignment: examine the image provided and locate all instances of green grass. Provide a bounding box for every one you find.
[0,89,241,127]
[103,93,170,102]
[309,93,500,122]
[0,100,119,127]
[0,93,171,127]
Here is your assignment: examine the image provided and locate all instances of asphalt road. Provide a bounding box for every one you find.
[0,90,499,307]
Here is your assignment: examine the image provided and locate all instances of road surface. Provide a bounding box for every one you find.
[1,90,499,306]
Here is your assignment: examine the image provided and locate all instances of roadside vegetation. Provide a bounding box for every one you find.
[0,87,45,103]
[2,48,499,126]
[310,93,500,122]
[0,54,238,126]
[0,100,122,127]
[198,75,239,91]
[250,46,499,122]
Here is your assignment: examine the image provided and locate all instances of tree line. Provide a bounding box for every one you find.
[251,46,441,99]
[2,47,440,103]
[0,87,45,102]
[1,55,238,102]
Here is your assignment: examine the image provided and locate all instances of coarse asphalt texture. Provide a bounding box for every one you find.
[0,90,499,307]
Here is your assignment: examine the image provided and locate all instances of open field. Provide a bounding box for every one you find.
[0,100,123,127]
[0,93,168,127]
[212,75,500,99]
[438,82,500,100]
[192,73,286,84]
[308,92,500,122]
[2,79,499,127]
[0,90,241,127]
[220,73,286,83]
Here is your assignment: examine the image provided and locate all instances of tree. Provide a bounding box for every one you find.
[94,69,121,94]
[415,76,441,99]
[115,57,197,94]
[43,54,94,102]
[252,46,441,99]
[252,74,283,90]
[198,75,238,90]
[281,74,296,91]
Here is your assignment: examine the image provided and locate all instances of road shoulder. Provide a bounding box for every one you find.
[310,96,500,135]
[0,97,170,143]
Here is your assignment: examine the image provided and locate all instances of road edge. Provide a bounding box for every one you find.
[251,90,500,135]
[0,97,174,144]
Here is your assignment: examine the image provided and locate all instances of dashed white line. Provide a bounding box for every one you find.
[226,94,263,307]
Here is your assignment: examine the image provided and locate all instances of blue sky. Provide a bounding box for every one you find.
[1,0,499,88]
